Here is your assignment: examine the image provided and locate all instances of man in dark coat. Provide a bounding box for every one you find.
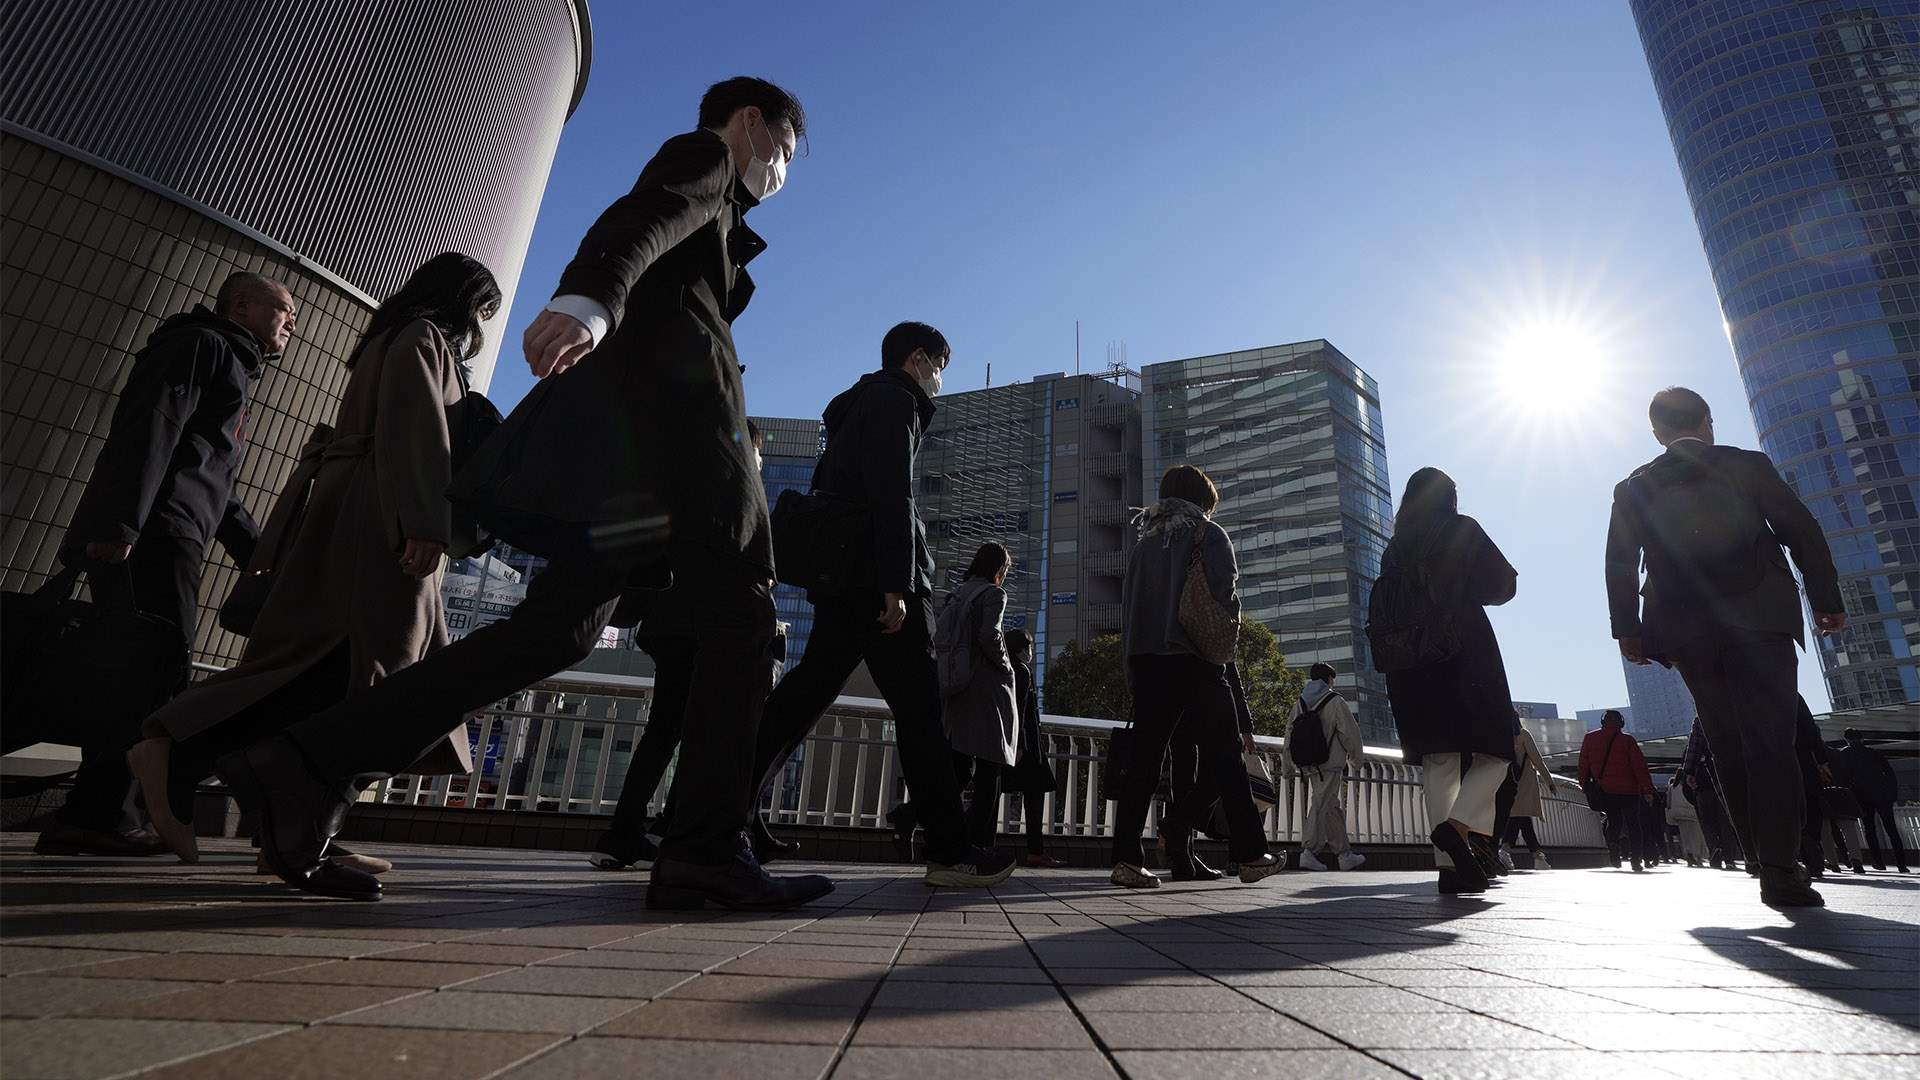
[216,78,834,909]
[1606,386,1846,908]
[1679,719,1742,870]
[37,273,289,856]
[1835,727,1908,872]
[747,322,1017,888]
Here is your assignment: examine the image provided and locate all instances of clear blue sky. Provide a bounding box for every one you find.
[489,1,1832,716]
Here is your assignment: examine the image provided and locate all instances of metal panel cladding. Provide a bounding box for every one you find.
[1631,0,1920,710]
[0,0,589,389]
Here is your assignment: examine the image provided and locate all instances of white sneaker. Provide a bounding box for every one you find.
[1297,850,1329,871]
[1535,852,1552,870]
[1337,852,1366,871]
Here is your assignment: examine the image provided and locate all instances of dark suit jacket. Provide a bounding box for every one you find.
[1605,440,1841,657]
[811,368,937,598]
[449,129,772,575]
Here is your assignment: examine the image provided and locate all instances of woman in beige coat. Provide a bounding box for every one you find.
[129,253,500,865]
[1505,717,1561,868]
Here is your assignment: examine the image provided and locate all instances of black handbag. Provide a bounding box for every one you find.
[1,566,188,755]
[770,487,871,596]
[1102,722,1135,795]
[1580,730,1622,812]
[446,361,503,559]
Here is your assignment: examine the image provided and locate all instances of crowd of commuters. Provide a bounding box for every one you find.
[17,74,1909,915]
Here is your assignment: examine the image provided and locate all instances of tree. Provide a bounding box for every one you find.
[1040,616,1305,737]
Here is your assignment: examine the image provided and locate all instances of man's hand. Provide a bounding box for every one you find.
[399,538,446,578]
[1817,764,1834,785]
[524,310,594,378]
[1813,611,1849,637]
[1618,637,1651,665]
[85,541,132,564]
[877,592,908,634]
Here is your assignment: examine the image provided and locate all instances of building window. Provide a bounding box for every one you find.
[1054,491,1078,504]
[1055,397,1079,410]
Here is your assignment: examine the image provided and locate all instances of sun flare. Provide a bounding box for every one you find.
[1490,319,1612,419]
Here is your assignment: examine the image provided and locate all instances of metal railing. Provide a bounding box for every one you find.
[372,671,1609,849]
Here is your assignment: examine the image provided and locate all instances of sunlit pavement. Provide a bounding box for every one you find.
[0,834,1914,1079]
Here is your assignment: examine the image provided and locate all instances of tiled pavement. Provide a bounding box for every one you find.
[0,835,1915,1079]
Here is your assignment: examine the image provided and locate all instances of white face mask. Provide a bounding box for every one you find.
[913,356,942,398]
[742,118,786,201]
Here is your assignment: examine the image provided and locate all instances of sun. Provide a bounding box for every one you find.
[1490,318,1612,419]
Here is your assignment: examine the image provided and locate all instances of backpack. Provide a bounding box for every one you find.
[1287,689,1335,767]
[1627,456,1770,602]
[934,585,984,696]
[1365,551,1461,674]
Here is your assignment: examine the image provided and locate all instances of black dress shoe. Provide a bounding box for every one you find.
[749,814,798,862]
[1437,868,1486,895]
[1172,854,1225,882]
[1759,866,1825,908]
[214,737,367,900]
[1430,824,1490,893]
[1469,835,1509,878]
[34,822,169,857]
[647,848,833,911]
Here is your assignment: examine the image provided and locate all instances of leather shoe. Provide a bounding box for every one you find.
[34,822,168,857]
[1759,866,1824,908]
[647,847,833,911]
[1438,868,1486,894]
[214,737,367,900]
[1431,824,1490,893]
[1173,853,1225,881]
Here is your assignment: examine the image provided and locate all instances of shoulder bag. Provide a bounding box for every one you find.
[1178,530,1239,665]
[1580,730,1621,813]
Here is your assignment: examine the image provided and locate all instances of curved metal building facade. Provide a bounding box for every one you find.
[1632,0,1920,709]
[0,0,587,665]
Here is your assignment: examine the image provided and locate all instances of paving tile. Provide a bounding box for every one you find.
[661,972,881,1007]
[0,974,188,1016]
[1304,1010,1580,1050]
[853,1006,1098,1049]
[68,952,331,982]
[374,942,576,966]
[835,1047,1118,1080]
[499,1035,837,1080]
[249,958,509,988]
[1113,1049,1408,1079]
[0,1017,288,1079]
[459,965,686,999]
[1631,1052,1920,1080]
[873,980,1070,1011]
[1375,1049,1692,1080]
[139,1025,566,1080]
[591,997,860,1043]
[1064,984,1268,1012]
[888,963,1055,984]
[0,946,145,975]
[1705,1012,1920,1053]
[714,953,888,978]
[83,982,424,1023]
[1242,985,1466,1016]
[1088,1009,1339,1050]
[341,990,645,1034]
[1511,1012,1789,1052]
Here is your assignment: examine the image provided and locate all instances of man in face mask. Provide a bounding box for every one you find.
[215,77,835,911]
[745,323,1017,890]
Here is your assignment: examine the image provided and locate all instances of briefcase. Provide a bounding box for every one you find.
[770,488,871,596]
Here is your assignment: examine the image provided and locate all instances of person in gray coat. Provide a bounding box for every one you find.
[937,542,1020,848]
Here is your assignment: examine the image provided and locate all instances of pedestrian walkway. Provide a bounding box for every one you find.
[0,835,1914,1079]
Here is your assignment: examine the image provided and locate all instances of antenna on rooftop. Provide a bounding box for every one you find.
[1075,320,1081,375]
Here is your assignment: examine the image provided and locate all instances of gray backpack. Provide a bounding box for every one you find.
[934,586,984,696]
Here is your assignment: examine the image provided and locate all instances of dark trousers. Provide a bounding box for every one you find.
[1504,816,1540,852]
[288,546,773,864]
[1491,770,1518,848]
[1113,653,1265,865]
[751,593,970,865]
[604,633,696,851]
[1601,793,1647,864]
[1165,725,1238,838]
[63,536,201,832]
[167,642,352,825]
[1022,789,1046,854]
[1860,803,1910,869]
[1670,630,1803,873]
[952,752,1003,849]
[1695,783,1736,861]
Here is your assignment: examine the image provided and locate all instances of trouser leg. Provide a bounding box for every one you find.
[865,595,969,865]
[1310,770,1348,855]
[1879,806,1910,868]
[750,601,865,804]
[1450,754,1507,836]
[1024,789,1046,854]
[1860,807,1885,865]
[964,758,1001,849]
[1113,656,1184,866]
[1423,752,1465,867]
[1676,634,1802,873]
[1517,817,1540,852]
[1164,728,1202,834]
[607,634,696,845]
[1491,771,1517,848]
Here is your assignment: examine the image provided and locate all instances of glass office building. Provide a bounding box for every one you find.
[1633,1,1920,707]
[752,416,826,663]
[1141,341,1395,742]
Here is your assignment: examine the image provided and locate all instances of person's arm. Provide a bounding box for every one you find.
[1198,523,1244,616]
[215,495,260,568]
[1604,480,1646,652]
[1578,736,1594,784]
[1464,519,1518,606]
[67,333,214,553]
[373,322,454,576]
[1226,662,1256,752]
[1524,731,1553,786]
[1629,740,1655,796]
[863,388,919,599]
[1334,699,1363,761]
[1742,449,1844,623]
[977,587,1012,670]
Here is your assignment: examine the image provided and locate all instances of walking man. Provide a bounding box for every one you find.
[1289,662,1364,871]
[749,322,1017,889]
[1605,386,1846,907]
[216,78,835,910]
[1834,727,1907,873]
[37,273,291,856]
[1578,711,1655,871]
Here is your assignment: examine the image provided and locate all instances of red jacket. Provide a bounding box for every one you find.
[1579,727,1654,797]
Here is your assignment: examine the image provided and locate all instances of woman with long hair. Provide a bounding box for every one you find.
[128,253,500,888]
[1110,465,1282,888]
[1377,467,1519,894]
[937,541,1021,848]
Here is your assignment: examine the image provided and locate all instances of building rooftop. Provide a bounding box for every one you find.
[2,835,1914,1078]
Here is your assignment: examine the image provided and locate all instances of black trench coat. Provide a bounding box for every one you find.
[450,129,773,579]
[1383,515,1519,766]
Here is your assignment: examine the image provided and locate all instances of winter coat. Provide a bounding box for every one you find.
[1579,727,1654,797]
[1605,439,1841,657]
[1009,655,1057,793]
[1835,740,1899,807]
[1121,499,1240,663]
[1511,726,1555,818]
[62,305,263,565]
[810,368,937,600]
[938,579,1018,766]
[448,129,771,578]
[1381,515,1518,765]
[146,321,472,775]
